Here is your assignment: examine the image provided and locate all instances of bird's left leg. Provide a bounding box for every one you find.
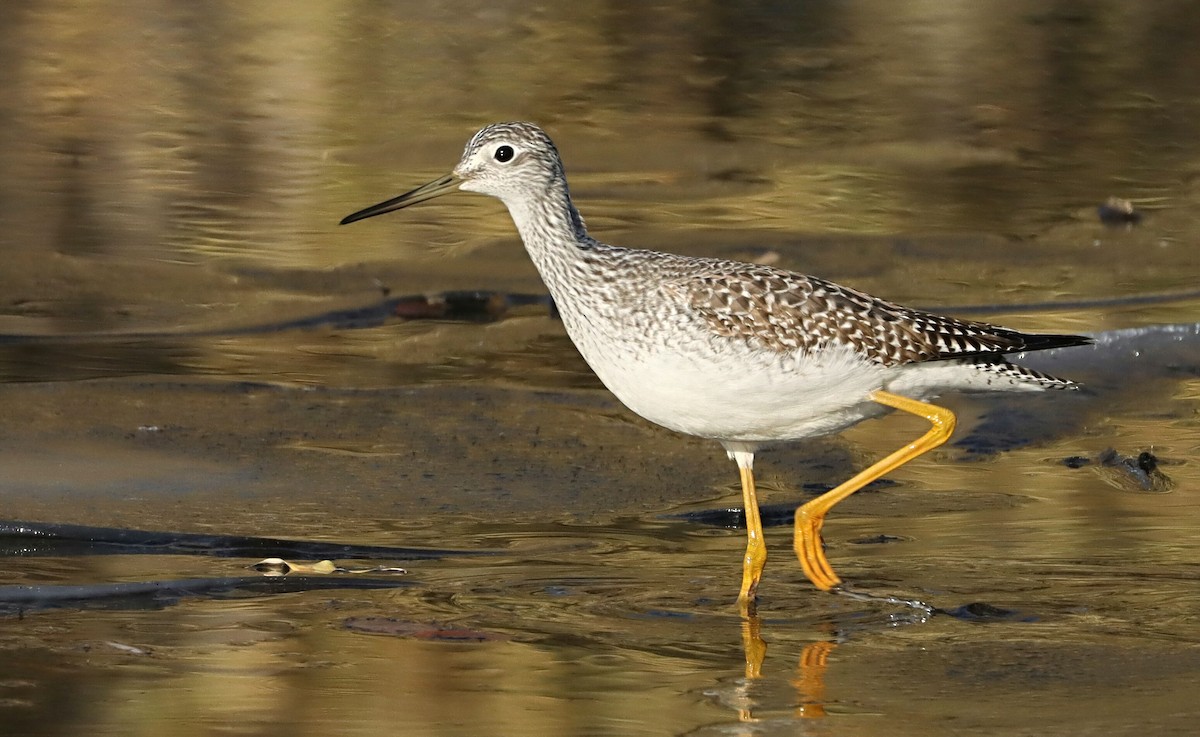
[794,390,956,590]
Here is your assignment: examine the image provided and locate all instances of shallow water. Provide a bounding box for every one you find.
[2,1,1200,735]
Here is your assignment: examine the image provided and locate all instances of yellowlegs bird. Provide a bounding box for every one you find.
[341,122,1090,609]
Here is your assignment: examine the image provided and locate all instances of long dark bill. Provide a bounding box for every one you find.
[339,173,461,225]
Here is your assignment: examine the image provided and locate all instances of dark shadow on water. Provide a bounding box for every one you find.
[937,601,1039,623]
[0,576,413,617]
[0,519,488,560]
[0,520,485,617]
[665,481,896,529]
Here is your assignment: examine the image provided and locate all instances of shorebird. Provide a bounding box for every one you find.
[341,122,1090,610]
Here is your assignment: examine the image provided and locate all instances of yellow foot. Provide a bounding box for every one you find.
[793,505,841,591]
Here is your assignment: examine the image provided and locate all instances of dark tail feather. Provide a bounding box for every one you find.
[1014,332,1093,353]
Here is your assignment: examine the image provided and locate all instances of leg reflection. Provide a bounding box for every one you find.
[792,640,835,718]
[735,611,767,722]
[732,612,836,722]
[741,611,766,679]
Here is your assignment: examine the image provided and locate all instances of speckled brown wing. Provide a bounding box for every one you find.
[673,264,1066,366]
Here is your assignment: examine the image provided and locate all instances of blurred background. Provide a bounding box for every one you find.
[2,0,1197,350]
[1,1,1199,736]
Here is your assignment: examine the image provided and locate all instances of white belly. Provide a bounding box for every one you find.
[575,336,889,443]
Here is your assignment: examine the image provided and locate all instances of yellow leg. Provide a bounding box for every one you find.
[794,390,956,591]
[734,452,767,614]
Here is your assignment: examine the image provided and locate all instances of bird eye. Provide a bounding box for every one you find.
[494,145,515,163]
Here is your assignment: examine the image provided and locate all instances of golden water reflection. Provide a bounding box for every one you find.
[3,0,1200,735]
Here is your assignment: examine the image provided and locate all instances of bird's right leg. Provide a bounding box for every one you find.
[733,450,767,615]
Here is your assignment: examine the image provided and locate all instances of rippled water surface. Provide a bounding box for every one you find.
[2,1,1200,735]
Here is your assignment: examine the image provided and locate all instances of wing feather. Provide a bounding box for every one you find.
[671,264,1084,366]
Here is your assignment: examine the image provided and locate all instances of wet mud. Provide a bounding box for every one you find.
[4,1,1200,734]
